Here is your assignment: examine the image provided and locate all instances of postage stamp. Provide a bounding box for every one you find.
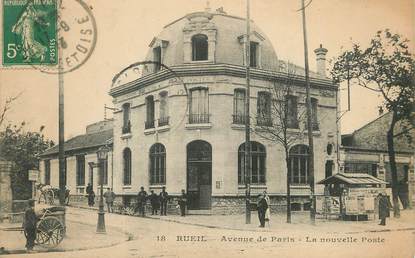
[2,0,58,66]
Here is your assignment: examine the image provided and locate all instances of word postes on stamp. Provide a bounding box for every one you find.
[2,0,57,66]
[38,0,97,74]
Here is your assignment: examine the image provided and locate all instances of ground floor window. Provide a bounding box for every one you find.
[123,148,132,185]
[289,145,309,184]
[149,143,166,185]
[238,141,266,184]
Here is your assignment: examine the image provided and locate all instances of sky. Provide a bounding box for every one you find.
[0,0,413,141]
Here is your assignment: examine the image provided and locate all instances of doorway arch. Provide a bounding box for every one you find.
[187,140,212,209]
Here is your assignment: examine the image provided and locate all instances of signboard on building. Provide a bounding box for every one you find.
[28,170,39,181]
[347,188,382,197]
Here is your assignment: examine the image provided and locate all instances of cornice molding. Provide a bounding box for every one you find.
[109,64,338,98]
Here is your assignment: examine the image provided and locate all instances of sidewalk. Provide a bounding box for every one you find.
[154,209,415,234]
[0,216,130,255]
[69,202,415,234]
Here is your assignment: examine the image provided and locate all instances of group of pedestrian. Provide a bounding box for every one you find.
[135,186,171,217]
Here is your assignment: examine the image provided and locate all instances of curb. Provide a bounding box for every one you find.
[67,206,415,235]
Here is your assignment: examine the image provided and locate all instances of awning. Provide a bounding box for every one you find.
[317,173,387,185]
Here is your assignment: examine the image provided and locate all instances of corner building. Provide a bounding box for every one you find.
[110,9,340,214]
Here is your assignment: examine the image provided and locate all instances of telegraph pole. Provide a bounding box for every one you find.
[300,0,316,225]
[244,0,251,224]
[58,2,66,205]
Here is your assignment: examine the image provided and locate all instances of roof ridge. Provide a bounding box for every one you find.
[351,111,391,136]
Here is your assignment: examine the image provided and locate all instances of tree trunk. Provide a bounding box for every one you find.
[387,111,400,218]
[286,156,292,223]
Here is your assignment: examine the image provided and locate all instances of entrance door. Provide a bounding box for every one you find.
[325,160,333,178]
[187,140,212,210]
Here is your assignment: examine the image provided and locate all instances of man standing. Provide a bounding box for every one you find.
[137,186,148,217]
[149,190,160,215]
[378,193,392,226]
[178,189,187,217]
[159,186,169,216]
[104,188,116,213]
[23,199,37,252]
[86,183,94,207]
[257,193,268,227]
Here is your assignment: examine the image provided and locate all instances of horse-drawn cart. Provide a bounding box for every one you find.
[2,206,66,248]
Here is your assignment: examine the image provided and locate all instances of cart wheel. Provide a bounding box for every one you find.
[36,217,65,247]
[47,190,54,205]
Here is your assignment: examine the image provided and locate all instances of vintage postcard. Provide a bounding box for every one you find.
[0,0,414,257]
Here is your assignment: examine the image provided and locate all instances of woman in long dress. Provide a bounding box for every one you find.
[263,191,271,226]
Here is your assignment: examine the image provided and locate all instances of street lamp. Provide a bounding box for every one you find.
[96,146,109,234]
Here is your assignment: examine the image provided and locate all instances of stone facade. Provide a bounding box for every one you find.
[109,9,340,213]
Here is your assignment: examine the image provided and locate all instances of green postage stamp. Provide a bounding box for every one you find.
[2,0,57,65]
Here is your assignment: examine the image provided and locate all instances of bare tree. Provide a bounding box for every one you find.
[254,62,307,223]
[0,93,21,128]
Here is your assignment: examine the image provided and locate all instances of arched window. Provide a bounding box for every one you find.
[192,34,208,61]
[289,145,309,184]
[149,143,166,185]
[123,148,132,185]
[238,141,266,184]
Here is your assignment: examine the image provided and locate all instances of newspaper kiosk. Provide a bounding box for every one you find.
[317,173,387,221]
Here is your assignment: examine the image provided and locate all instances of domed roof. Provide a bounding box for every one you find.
[144,9,279,71]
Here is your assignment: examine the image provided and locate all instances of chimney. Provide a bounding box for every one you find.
[314,44,328,78]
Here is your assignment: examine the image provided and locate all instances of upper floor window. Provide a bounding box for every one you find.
[123,148,132,185]
[122,103,131,134]
[158,92,169,127]
[311,98,319,130]
[149,143,166,185]
[286,95,299,129]
[153,46,161,72]
[145,95,155,129]
[344,162,377,178]
[189,88,209,124]
[76,155,85,186]
[257,91,272,126]
[238,141,266,184]
[233,89,246,124]
[289,145,309,184]
[192,34,208,61]
[44,160,50,185]
[250,42,259,67]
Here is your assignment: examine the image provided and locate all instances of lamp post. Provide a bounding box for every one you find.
[96,146,109,234]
